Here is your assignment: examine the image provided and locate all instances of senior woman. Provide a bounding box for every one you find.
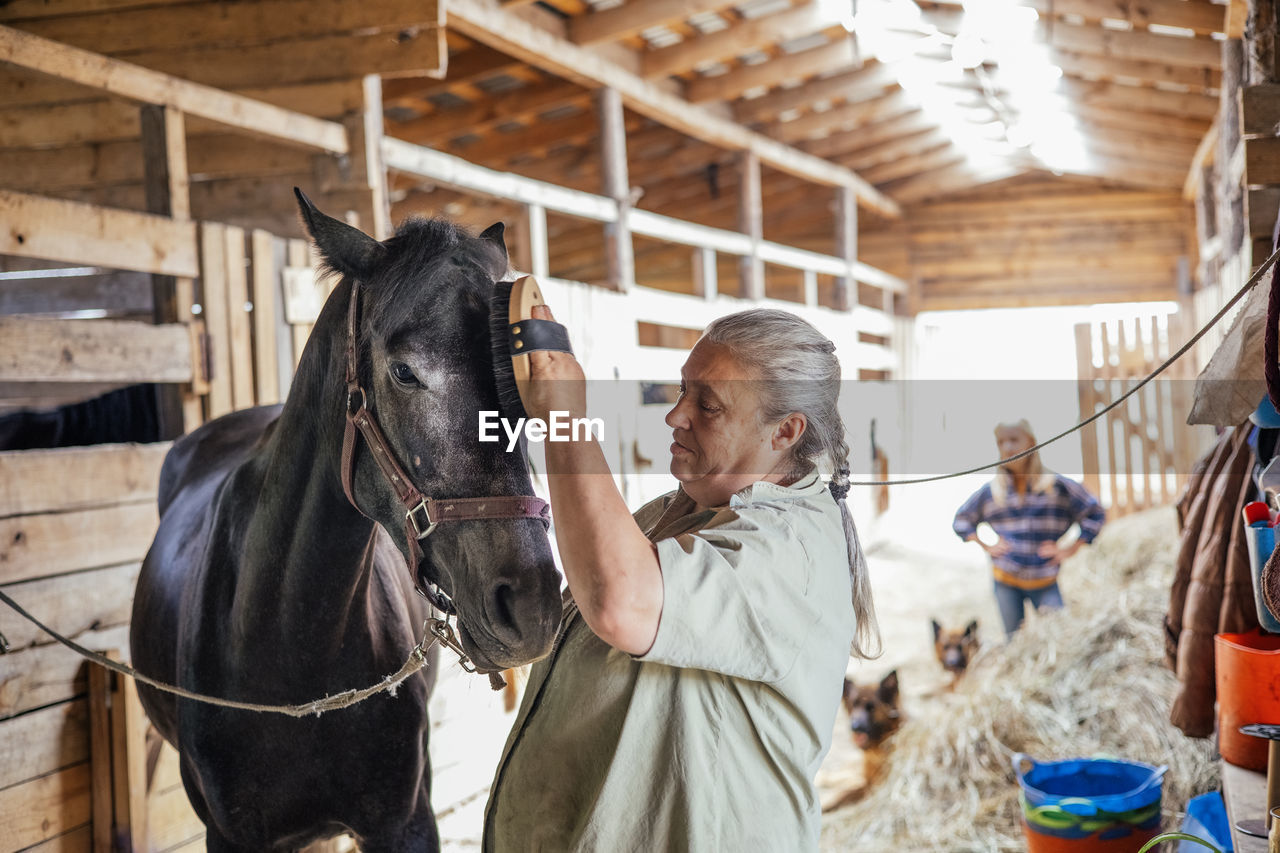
[483,305,878,852]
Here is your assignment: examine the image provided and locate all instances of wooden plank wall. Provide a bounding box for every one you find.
[0,444,184,851]
[0,202,320,851]
[859,175,1189,311]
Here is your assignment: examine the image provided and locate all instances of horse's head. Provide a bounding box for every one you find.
[297,192,561,671]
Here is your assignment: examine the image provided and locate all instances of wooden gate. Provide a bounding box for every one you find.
[1074,313,1215,518]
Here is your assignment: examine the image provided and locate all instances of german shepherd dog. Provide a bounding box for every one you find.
[824,670,902,811]
[933,619,980,681]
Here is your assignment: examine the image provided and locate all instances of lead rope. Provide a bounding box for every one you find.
[5,250,1278,708]
[0,587,473,717]
[848,246,1280,487]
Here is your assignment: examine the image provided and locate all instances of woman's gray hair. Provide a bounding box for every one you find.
[702,308,880,660]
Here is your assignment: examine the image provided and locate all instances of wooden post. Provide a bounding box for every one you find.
[737,150,764,301]
[88,653,149,852]
[1245,0,1280,85]
[200,222,234,419]
[692,246,717,300]
[141,104,197,436]
[527,202,549,279]
[1074,323,1103,502]
[596,87,634,292]
[251,230,281,406]
[223,226,255,410]
[359,74,392,241]
[835,185,857,311]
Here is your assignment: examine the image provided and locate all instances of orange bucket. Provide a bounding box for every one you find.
[1215,630,1280,771]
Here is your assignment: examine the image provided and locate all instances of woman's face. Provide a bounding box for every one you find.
[664,340,794,507]
[995,426,1035,472]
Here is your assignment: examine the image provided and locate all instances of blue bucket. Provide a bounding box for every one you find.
[1013,754,1166,851]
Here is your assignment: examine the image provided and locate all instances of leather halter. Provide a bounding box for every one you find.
[339,279,551,614]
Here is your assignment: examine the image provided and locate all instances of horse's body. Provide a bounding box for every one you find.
[131,199,562,852]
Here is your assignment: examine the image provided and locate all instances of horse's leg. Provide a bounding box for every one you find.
[358,793,440,853]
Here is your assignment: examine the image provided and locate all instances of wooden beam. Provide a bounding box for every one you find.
[1049,48,1222,91]
[641,3,838,79]
[887,162,1024,203]
[1068,103,1211,141]
[733,62,898,124]
[140,102,192,438]
[737,150,764,300]
[570,0,738,45]
[0,135,322,193]
[1243,84,1280,135]
[389,80,588,146]
[0,190,198,277]
[0,444,166,516]
[834,185,856,310]
[1225,0,1248,39]
[449,110,635,167]
[838,127,951,171]
[445,0,901,217]
[0,25,348,153]
[384,137,619,222]
[1049,22,1222,70]
[1057,77,1219,120]
[1247,137,1280,185]
[78,29,445,91]
[1037,0,1226,35]
[860,144,966,186]
[12,0,444,57]
[0,316,191,383]
[767,89,922,143]
[0,765,91,851]
[684,36,857,104]
[598,87,634,292]
[803,109,935,159]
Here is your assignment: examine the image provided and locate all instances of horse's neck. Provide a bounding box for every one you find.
[230,281,380,653]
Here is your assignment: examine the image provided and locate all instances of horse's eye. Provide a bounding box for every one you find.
[390,362,419,387]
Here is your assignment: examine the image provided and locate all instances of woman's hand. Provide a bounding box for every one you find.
[523,304,587,425]
[1038,539,1082,566]
[981,537,1011,558]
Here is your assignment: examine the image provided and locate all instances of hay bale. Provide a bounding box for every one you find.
[821,506,1219,852]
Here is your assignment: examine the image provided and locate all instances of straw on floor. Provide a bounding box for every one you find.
[821,506,1220,853]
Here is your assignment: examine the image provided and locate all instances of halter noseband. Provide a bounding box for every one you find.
[339,279,551,614]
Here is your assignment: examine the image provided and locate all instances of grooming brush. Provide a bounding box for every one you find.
[489,275,574,420]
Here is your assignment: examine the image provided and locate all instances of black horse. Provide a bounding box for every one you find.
[130,194,562,851]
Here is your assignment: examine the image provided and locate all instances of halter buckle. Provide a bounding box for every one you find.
[407,499,437,540]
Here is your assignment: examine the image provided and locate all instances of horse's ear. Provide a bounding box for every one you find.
[479,222,508,259]
[294,188,385,279]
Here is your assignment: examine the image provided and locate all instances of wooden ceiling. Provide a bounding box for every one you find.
[384,0,1220,230]
[0,0,1216,302]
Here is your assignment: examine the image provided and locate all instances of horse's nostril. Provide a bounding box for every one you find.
[492,582,517,630]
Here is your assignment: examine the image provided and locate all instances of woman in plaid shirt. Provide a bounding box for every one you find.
[953,419,1105,635]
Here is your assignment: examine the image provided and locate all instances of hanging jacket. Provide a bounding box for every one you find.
[1165,423,1260,737]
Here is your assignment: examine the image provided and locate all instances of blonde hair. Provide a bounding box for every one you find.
[991,419,1055,506]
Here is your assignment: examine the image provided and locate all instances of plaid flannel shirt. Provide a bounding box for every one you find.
[953,473,1105,589]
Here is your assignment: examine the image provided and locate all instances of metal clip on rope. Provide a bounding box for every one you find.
[427,616,507,691]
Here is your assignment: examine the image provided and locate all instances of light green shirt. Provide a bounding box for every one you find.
[483,471,857,852]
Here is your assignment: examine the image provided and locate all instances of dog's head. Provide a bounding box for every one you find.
[841,670,901,750]
[933,619,980,675]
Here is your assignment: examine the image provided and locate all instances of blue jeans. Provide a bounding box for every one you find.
[993,580,1064,636]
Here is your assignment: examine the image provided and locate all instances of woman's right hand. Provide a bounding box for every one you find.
[983,538,1011,558]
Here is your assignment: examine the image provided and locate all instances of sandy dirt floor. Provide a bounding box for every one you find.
[427,476,1014,851]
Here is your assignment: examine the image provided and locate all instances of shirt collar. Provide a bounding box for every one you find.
[727,469,824,508]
